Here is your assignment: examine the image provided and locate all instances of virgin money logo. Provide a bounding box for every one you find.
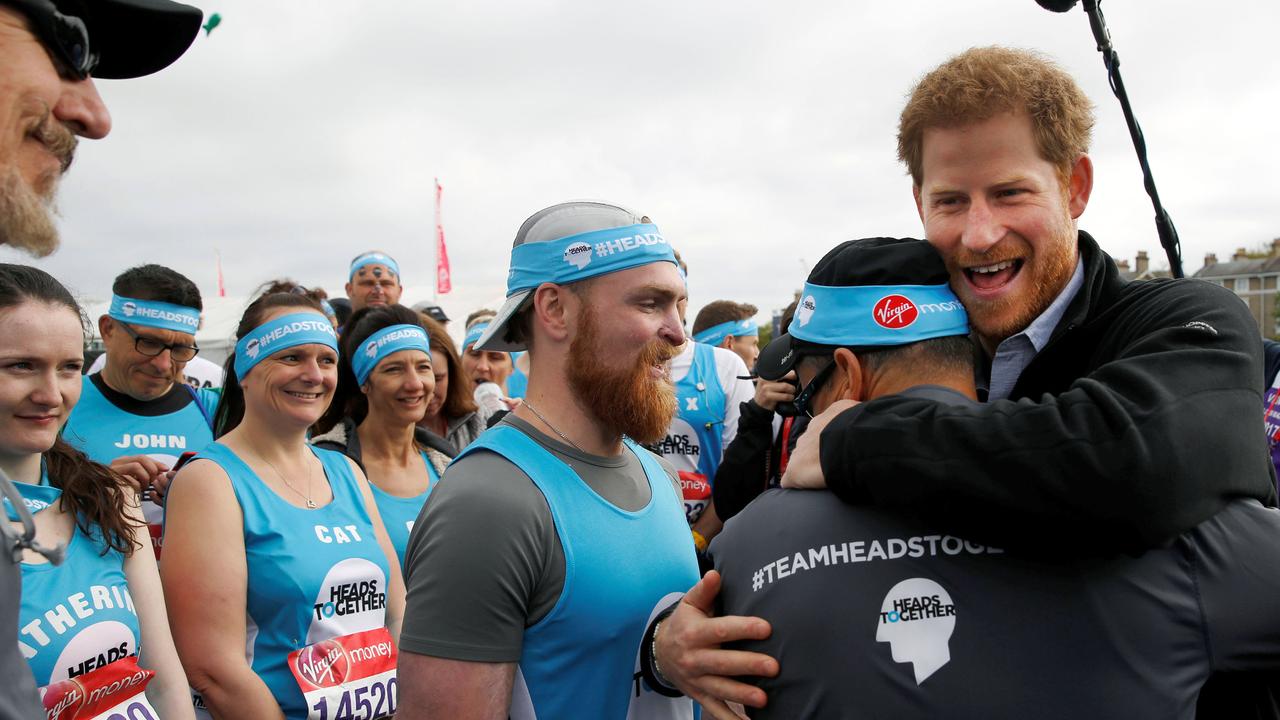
[296,639,349,689]
[873,295,918,329]
[41,677,85,720]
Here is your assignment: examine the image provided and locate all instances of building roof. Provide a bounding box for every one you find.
[1194,257,1280,279]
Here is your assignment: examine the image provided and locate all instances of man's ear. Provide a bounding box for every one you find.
[830,348,865,402]
[98,315,115,342]
[532,283,573,343]
[344,281,354,297]
[1067,154,1094,220]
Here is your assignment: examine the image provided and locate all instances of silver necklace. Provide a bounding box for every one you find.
[521,401,584,452]
[260,452,316,508]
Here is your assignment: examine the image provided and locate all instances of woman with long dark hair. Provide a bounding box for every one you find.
[161,293,404,719]
[0,264,192,716]
[417,316,489,452]
[313,304,448,564]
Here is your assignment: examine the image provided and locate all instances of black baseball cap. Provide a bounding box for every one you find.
[756,237,967,381]
[412,302,450,324]
[7,0,203,79]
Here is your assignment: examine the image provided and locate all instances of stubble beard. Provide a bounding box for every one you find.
[567,306,679,445]
[959,216,1078,347]
[0,112,77,257]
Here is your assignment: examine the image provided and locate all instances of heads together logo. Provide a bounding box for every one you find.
[564,241,593,271]
[874,295,919,330]
[876,577,956,685]
[244,338,261,359]
[365,340,379,359]
[121,302,137,317]
[795,295,817,327]
[296,639,351,690]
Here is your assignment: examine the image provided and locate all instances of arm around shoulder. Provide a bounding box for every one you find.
[820,279,1275,552]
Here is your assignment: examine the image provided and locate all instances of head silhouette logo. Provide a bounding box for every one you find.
[121,301,137,317]
[875,577,956,685]
[365,340,379,358]
[795,295,817,327]
[564,242,593,270]
[244,338,261,359]
[873,295,918,329]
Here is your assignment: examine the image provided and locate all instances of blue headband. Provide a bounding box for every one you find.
[234,312,338,381]
[320,299,335,318]
[352,324,432,385]
[694,318,757,347]
[108,294,200,334]
[463,321,490,351]
[349,252,401,280]
[788,283,969,347]
[505,223,677,296]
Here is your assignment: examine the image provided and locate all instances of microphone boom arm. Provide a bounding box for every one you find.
[1082,0,1184,277]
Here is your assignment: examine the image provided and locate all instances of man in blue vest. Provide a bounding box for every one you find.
[63,264,219,557]
[398,200,700,719]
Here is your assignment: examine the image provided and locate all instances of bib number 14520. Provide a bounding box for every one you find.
[288,626,398,720]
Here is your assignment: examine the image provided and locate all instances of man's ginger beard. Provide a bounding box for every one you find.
[0,111,77,257]
[567,304,679,444]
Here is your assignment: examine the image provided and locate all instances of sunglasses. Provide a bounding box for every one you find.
[793,359,837,418]
[7,0,98,80]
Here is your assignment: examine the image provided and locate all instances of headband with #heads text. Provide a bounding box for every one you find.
[505,223,677,296]
[788,282,969,347]
[234,312,338,381]
[351,324,432,385]
[108,294,200,334]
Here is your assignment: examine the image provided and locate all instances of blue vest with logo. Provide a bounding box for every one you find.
[674,343,727,481]
[367,452,438,566]
[10,473,140,688]
[63,375,218,466]
[456,425,698,719]
[63,376,219,552]
[189,443,391,719]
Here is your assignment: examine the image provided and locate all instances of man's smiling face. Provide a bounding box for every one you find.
[914,111,1091,350]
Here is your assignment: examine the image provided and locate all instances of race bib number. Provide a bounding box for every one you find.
[288,627,398,720]
[678,471,711,525]
[41,656,159,720]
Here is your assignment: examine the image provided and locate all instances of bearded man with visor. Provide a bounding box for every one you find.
[397,201,699,719]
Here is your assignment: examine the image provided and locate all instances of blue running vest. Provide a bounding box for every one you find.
[507,352,528,399]
[456,425,698,719]
[367,451,438,566]
[190,443,391,719]
[666,343,727,524]
[11,475,140,688]
[63,376,218,555]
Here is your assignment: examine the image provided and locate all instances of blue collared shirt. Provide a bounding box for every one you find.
[987,258,1085,401]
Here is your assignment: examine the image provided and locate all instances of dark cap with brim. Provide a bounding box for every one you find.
[53,0,203,79]
[755,237,968,381]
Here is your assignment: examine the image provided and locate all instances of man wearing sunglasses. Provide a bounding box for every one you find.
[0,0,201,255]
[63,264,218,559]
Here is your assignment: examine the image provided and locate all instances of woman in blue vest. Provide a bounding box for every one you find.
[161,292,405,719]
[313,304,447,565]
[0,264,193,716]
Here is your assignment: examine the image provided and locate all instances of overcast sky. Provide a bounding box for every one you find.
[5,0,1279,338]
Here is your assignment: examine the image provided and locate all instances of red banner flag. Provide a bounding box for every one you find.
[435,179,452,295]
[216,250,226,297]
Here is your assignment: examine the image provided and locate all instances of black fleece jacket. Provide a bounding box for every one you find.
[818,231,1276,554]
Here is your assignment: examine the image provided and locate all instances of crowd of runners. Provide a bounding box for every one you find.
[3,1,1280,719]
